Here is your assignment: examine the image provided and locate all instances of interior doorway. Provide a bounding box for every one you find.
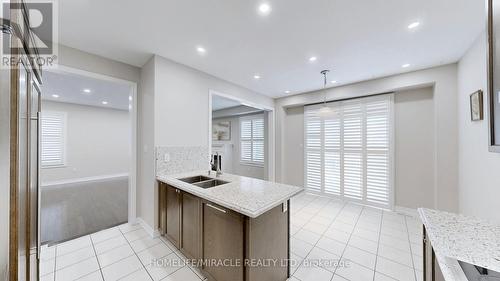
[39,68,137,245]
[209,90,275,180]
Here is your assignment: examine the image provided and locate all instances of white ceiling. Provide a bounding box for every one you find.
[42,71,132,110]
[57,0,485,98]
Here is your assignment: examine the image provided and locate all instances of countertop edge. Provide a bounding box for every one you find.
[418,208,499,281]
[418,208,468,281]
[157,175,304,218]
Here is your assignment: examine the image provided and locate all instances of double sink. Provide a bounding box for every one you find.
[178,175,229,189]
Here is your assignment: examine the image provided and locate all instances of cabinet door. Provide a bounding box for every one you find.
[166,185,181,248]
[181,192,201,260]
[203,202,244,281]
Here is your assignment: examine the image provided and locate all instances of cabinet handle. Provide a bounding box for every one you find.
[206,203,227,214]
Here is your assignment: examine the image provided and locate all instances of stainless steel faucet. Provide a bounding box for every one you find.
[211,152,222,177]
[215,153,222,177]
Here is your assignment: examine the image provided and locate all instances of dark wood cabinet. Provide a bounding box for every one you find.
[202,202,245,281]
[181,192,202,260]
[165,184,181,248]
[158,180,290,281]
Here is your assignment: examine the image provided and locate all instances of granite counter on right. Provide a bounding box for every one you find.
[418,208,500,281]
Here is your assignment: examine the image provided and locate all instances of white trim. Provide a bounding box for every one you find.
[136,217,160,238]
[44,66,138,223]
[41,173,129,187]
[208,90,276,181]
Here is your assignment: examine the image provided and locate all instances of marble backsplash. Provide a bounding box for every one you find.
[156,146,210,176]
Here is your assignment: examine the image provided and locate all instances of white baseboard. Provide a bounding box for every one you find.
[394,206,419,218]
[41,173,129,187]
[136,217,160,238]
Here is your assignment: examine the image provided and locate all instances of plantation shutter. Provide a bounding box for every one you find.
[240,119,253,162]
[41,111,66,167]
[304,108,322,192]
[240,115,265,165]
[304,94,393,208]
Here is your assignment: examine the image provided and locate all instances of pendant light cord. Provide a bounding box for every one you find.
[320,70,330,106]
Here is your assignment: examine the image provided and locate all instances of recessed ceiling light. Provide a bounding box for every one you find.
[402,63,411,68]
[408,21,420,29]
[309,56,317,62]
[83,89,91,93]
[253,75,261,79]
[331,80,337,84]
[285,90,291,94]
[196,46,206,54]
[52,94,59,98]
[101,101,108,105]
[258,3,271,15]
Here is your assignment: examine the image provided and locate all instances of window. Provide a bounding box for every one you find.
[41,111,66,168]
[240,116,264,166]
[304,94,394,208]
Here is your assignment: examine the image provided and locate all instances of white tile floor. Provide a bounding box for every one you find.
[39,223,204,281]
[39,192,423,281]
[290,193,423,281]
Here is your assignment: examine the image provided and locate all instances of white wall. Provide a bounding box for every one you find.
[153,55,274,147]
[138,57,156,231]
[212,112,268,180]
[40,101,130,184]
[276,64,459,211]
[394,88,435,209]
[282,106,304,187]
[137,55,274,229]
[58,45,140,83]
[457,33,500,223]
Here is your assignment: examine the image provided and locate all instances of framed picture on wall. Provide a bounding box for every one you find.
[487,0,500,152]
[470,90,484,121]
[212,121,231,141]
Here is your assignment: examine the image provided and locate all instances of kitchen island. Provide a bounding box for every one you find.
[157,171,303,281]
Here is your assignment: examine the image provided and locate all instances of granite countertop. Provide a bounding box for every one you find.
[418,208,500,280]
[156,170,304,218]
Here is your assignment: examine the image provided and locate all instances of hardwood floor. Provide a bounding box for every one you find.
[40,176,128,245]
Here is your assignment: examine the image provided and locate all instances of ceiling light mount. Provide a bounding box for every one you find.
[196,46,206,54]
[258,3,271,15]
[408,21,420,29]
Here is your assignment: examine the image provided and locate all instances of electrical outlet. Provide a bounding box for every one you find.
[164,153,170,162]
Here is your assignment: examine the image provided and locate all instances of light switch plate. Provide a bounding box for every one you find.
[164,153,170,162]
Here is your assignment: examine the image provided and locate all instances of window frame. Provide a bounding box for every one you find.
[239,115,265,167]
[40,111,67,169]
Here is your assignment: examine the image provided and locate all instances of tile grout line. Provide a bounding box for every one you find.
[404,216,419,281]
[118,227,155,281]
[327,202,359,281]
[292,197,347,279]
[88,233,106,281]
[372,209,384,281]
[52,246,57,281]
[329,204,366,281]
[117,225,188,281]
